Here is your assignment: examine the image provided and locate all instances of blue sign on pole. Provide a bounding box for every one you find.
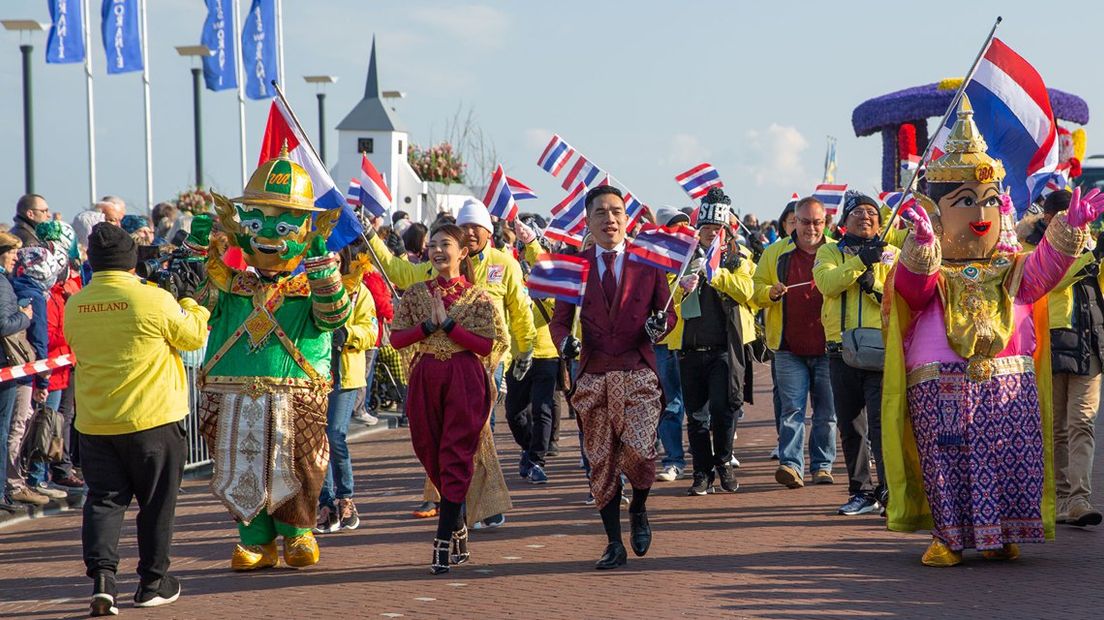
[46,0,87,64]
[240,0,276,99]
[100,0,144,74]
[201,0,237,91]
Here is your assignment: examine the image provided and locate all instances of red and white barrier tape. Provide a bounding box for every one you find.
[0,354,74,382]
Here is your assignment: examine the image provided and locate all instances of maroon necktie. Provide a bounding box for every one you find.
[601,251,618,307]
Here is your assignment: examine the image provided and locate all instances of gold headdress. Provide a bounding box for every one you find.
[925,94,1005,185]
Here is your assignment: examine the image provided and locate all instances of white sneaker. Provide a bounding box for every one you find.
[354,411,380,426]
[729,455,742,469]
[656,465,683,482]
[34,484,68,500]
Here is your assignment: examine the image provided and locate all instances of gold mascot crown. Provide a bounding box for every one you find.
[230,142,322,212]
[925,94,1006,185]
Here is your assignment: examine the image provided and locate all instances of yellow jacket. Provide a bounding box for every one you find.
[752,237,799,351]
[521,239,563,360]
[812,241,899,343]
[660,272,684,350]
[338,283,379,390]
[368,234,536,356]
[65,271,210,435]
[671,244,757,348]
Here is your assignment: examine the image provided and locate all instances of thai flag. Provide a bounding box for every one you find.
[1040,169,1071,198]
[258,99,364,251]
[561,153,605,190]
[878,191,916,211]
[526,253,590,306]
[545,183,588,247]
[507,176,537,201]
[930,37,1059,215]
[675,163,723,200]
[812,183,848,214]
[598,174,612,186]
[623,192,646,228]
[345,153,393,219]
[537,134,575,176]
[482,164,518,221]
[703,227,725,282]
[627,224,698,274]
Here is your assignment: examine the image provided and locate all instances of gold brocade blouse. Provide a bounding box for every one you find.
[937,254,1022,362]
[392,281,510,374]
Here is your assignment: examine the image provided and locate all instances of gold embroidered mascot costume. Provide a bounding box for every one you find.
[882,96,1104,567]
[189,146,350,570]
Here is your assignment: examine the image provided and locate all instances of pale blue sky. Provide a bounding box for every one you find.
[0,0,1097,222]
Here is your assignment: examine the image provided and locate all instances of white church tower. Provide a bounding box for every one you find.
[335,38,425,221]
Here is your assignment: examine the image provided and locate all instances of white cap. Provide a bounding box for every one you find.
[456,198,493,233]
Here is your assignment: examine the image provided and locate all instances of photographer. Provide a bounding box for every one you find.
[64,223,209,615]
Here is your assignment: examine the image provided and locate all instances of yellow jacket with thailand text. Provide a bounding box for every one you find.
[812,241,898,344]
[65,271,210,435]
[367,233,536,357]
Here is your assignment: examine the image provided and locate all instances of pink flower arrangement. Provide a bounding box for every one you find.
[408,141,466,183]
[175,187,214,214]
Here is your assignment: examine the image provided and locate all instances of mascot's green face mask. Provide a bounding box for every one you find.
[233,205,311,272]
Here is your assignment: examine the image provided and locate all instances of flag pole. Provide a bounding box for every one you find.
[82,0,97,206]
[139,0,154,217]
[232,0,248,187]
[269,79,400,300]
[880,15,1002,239]
[274,0,285,90]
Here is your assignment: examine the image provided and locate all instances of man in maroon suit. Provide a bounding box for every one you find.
[551,186,675,570]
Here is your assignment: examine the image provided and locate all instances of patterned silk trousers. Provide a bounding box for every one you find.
[572,369,662,509]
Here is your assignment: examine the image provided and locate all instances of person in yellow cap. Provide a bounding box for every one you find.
[882,95,1104,567]
[185,144,351,571]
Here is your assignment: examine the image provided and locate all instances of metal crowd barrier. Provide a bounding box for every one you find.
[181,345,211,471]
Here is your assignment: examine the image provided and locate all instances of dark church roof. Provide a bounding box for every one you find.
[337,38,405,132]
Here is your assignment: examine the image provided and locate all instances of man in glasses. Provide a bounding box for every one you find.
[12,194,50,248]
[813,191,898,516]
[753,197,837,490]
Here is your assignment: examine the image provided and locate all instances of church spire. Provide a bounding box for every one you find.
[364,37,380,99]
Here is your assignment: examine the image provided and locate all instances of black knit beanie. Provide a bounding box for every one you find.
[87,222,137,272]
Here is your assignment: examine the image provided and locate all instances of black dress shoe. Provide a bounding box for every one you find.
[594,541,627,570]
[629,511,651,557]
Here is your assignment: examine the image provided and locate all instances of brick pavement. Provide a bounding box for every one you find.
[1,364,1103,619]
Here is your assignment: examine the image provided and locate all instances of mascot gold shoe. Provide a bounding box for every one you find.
[231,541,280,571]
[981,543,1020,561]
[283,532,321,568]
[921,539,962,567]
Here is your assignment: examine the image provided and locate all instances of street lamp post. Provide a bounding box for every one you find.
[176,45,214,187]
[2,20,48,194]
[303,75,338,165]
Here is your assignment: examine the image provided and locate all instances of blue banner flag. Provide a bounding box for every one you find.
[100,0,144,74]
[201,0,237,91]
[46,0,86,64]
[241,0,277,99]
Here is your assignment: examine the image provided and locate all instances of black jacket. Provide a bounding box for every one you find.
[0,272,31,366]
[10,215,42,249]
[1051,260,1104,375]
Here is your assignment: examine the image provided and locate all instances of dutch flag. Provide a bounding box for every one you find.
[930,37,1059,215]
[482,164,519,221]
[675,163,724,200]
[812,183,848,214]
[537,134,576,176]
[526,253,590,306]
[627,224,699,274]
[258,99,364,251]
[346,153,393,219]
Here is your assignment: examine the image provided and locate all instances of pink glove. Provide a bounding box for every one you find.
[679,274,699,292]
[513,218,537,245]
[1067,187,1104,228]
[900,202,934,246]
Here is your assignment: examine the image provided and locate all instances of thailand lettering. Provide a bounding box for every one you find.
[77,301,130,313]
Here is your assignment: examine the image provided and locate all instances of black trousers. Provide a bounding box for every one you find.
[679,348,737,475]
[504,358,559,466]
[80,420,186,584]
[828,357,885,496]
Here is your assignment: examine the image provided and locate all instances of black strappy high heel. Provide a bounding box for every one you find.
[450,525,470,565]
[431,538,450,575]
